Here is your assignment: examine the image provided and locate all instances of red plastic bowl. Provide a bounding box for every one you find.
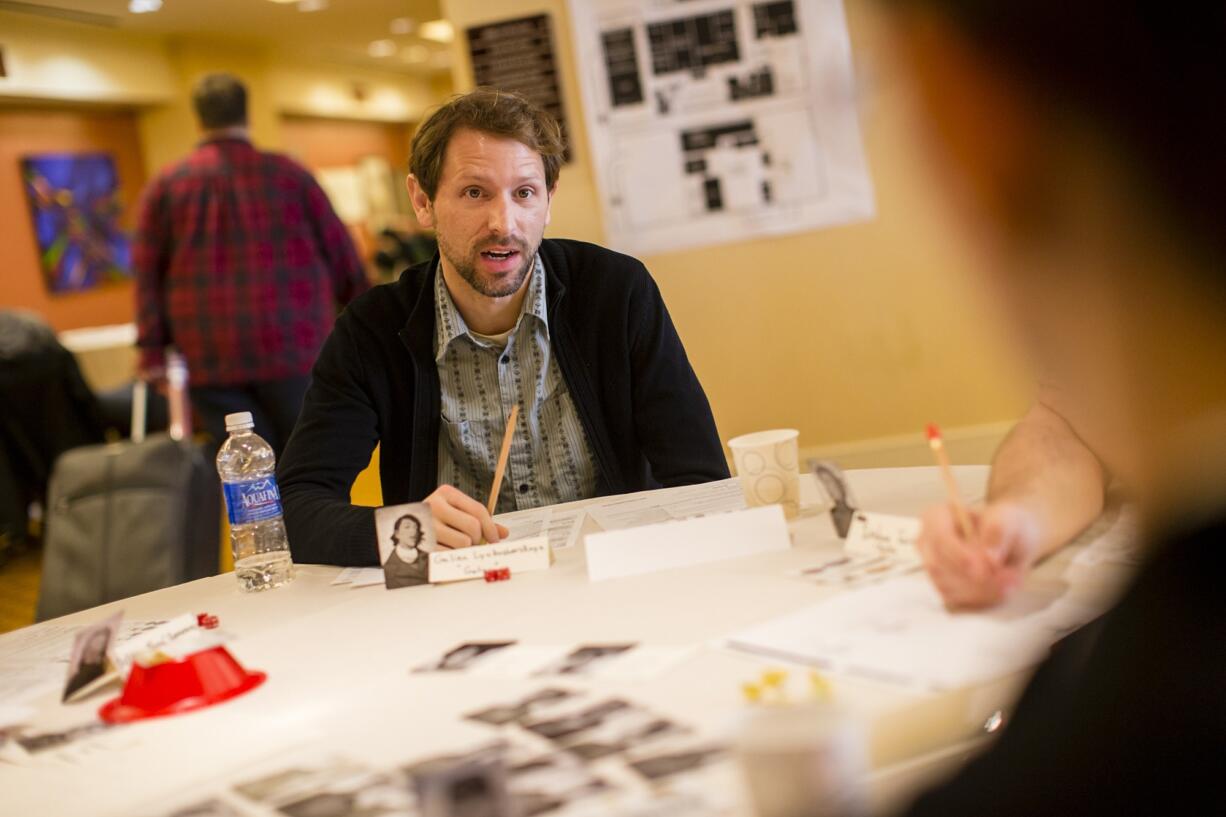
[99,646,266,724]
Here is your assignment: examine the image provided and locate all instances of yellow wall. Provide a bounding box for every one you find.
[0,1,1033,462]
[0,12,442,180]
[137,39,284,176]
[441,0,1030,456]
[0,11,176,105]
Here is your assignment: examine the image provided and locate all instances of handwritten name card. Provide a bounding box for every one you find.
[428,536,553,583]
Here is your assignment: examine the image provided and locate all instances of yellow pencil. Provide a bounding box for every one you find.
[486,404,520,518]
[926,423,973,537]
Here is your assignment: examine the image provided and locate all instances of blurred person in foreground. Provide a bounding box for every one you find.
[133,72,369,456]
[884,2,1225,814]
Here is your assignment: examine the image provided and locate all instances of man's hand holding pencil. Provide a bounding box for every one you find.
[919,424,1043,610]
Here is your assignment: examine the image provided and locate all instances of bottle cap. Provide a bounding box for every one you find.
[224,412,254,431]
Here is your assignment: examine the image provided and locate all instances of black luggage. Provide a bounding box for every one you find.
[36,364,220,620]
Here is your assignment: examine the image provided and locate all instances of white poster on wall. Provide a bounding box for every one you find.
[567,0,874,256]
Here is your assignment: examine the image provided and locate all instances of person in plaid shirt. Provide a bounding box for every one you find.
[133,73,369,455]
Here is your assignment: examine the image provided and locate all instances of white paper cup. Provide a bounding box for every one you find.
[733,703,868,817]
[729,429,800,519]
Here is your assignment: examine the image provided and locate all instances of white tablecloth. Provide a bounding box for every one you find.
[0,466,1123,816]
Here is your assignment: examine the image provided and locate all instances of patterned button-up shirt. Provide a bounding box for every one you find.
[434,256,598,513]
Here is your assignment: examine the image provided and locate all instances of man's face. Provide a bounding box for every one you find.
[411,128,553,299]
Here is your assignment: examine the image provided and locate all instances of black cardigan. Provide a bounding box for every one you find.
[278,238,729,566]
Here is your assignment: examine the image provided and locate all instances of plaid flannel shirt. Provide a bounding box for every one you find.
[133,137,369,386]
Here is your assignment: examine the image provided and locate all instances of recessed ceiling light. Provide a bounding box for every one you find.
[129,0,162,13]
[368,39,397,58]
[297,0,327,11]
[418,19,454,44]
[390,17,414,35]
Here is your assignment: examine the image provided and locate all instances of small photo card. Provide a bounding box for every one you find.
[63,611,122,702]
[413,641,518,673]
[375,502,438,589]
[532,644,635,677]
[407,742,512,817]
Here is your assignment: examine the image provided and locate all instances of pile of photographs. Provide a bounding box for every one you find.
[466,687,726,780]
[149,689,731,817]
[411,641,694,682]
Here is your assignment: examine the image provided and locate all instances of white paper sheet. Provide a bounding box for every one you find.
[331,567,385,587]
[0,703,35,731]
[796,511,924,587]
[586,505,791,582]
[726,575,1104,690]
[586,478,747,532]
[568,0,874,255]
[0,617,168,704]
[496,506,586,550]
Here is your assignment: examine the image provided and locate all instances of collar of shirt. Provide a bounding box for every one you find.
[196,134,251,148]
[433,254,549,363]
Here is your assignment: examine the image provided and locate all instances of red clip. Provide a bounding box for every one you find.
[196,613,220,629]
[483,568,511,583]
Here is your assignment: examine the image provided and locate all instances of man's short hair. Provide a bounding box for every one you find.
[192,73,248,130]
[410,87,565,200]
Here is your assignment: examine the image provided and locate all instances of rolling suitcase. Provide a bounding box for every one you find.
[36,356,220,620]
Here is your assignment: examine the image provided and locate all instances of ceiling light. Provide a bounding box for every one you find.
[390,17,414,35]
[128,0,161,12]
[418,19,454,44]
[401,45,430,64]
[367,39,397,58]
[297,0,327,11]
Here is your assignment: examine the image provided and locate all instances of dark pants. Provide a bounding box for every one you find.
[190,375,311,459]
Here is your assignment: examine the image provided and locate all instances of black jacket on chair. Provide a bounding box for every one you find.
[279,238,729,566]
[0,311,106,551]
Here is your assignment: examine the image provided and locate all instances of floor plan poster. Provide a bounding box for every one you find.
[567,0,873,255]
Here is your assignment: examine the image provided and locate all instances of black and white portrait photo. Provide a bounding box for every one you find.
[413,642,516,674]
[62,611,121,702]
[375,502,439,589]
[465,688,577,727]
[534,643,634,677]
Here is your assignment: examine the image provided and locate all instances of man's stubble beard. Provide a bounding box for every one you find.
[438,231,537,298]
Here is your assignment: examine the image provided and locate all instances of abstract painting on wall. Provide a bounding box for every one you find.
[21,153,132,294]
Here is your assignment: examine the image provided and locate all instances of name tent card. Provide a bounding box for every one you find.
[584,505,791,582]
[843,512,921,558]
[429,536,553,583]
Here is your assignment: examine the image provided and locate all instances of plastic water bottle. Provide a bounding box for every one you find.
[217,412,294,592]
